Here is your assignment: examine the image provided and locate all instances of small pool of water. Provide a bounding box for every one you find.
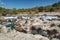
[3,22,14,30]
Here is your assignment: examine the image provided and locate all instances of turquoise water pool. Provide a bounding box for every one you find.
[3,22,14,30]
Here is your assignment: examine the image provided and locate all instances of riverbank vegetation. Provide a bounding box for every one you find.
[0,1,60,16]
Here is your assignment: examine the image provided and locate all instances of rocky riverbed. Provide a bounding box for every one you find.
[0,15,60,40]
[0,24,49,40]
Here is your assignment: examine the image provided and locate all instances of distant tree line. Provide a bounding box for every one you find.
[0,1,60,16]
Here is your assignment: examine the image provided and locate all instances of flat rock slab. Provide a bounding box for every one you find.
[0,31,49,40]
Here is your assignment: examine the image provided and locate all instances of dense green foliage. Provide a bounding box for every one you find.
[0,1,60,16]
